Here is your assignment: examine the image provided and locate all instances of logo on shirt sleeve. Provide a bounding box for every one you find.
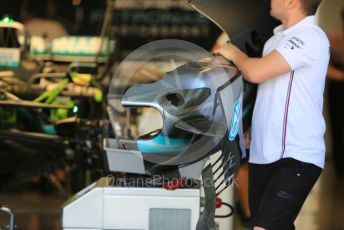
[285,37,305,50]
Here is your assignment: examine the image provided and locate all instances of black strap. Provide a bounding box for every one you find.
[196,164,216,230]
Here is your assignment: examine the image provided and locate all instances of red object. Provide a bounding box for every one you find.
[215,197,222,208]
[163,178,187,190]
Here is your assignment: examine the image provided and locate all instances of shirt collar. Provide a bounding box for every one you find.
[273,16,317,35]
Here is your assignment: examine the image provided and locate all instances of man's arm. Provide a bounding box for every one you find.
[327,64,344,81]
[215,43,291,84]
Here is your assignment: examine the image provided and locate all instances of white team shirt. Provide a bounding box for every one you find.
[249,16,330,168]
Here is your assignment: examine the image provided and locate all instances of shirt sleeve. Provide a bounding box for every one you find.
[275,29,321,70]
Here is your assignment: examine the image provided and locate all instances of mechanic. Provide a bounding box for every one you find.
[215,0,329,229]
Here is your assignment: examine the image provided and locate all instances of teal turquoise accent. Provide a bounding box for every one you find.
[30,50,50,55]
[229,96,241,141]
[42,124,56,135]
[0,61,19,67]
[138,133,191,154]
[30,51,107,57]
[52,52,98,56]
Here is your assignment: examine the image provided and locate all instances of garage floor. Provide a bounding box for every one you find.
[0,158,343,230]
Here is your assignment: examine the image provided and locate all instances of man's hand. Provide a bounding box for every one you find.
[214,43,243,62]
[213,43,291,84]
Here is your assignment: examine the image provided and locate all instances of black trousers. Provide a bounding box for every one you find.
[248,158,322,230]
[328,80,344,176]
